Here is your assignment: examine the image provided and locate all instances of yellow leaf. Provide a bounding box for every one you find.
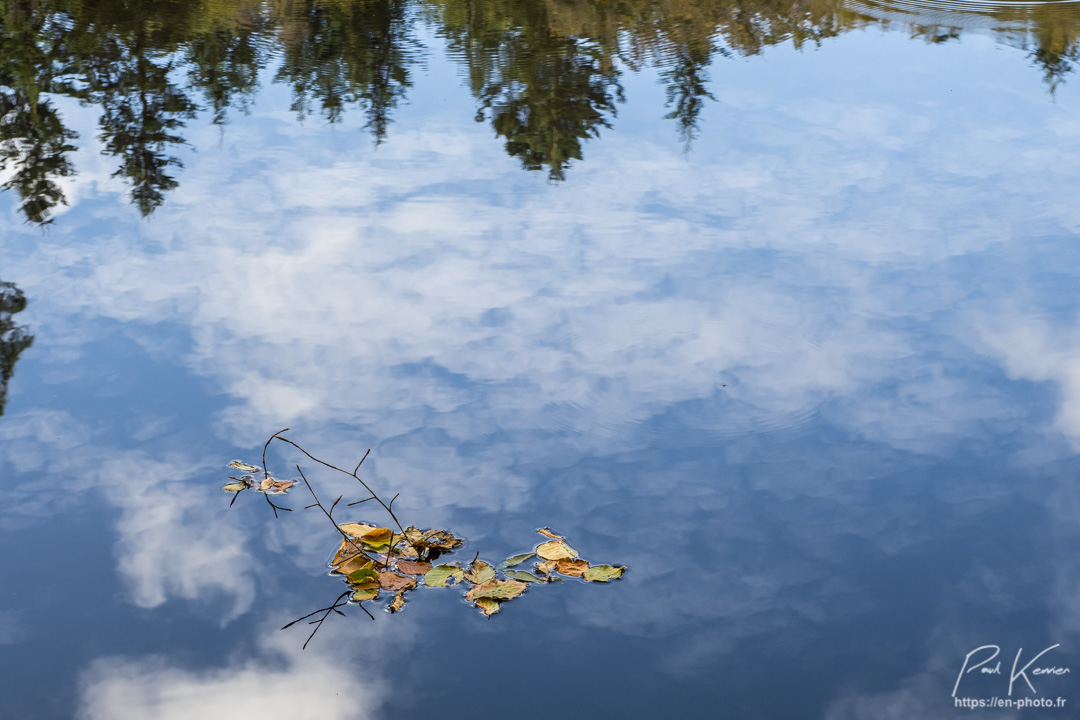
[534,560,557,575]
[339,523,379,539]
[465,579,527,602]
[584,565,625,582]
[463,561,496,584]
[388,591,407,613]
[259,478,275,491]
[425,564,465,587]
[475,598,500,616]
[335,554,374,576]
[536,540,579,560]
[228,461,260,473]
[360,528,394,547]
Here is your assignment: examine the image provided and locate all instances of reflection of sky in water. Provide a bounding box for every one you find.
[3,24,1080,720]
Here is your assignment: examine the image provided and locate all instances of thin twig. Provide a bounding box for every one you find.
[296,465,367,559]
[353,448,371,475]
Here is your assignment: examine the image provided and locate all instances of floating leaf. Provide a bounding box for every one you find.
[475,598,500,616]
[465,579,528,602]
[403,526,425,544]
[584,565,625,582]
[351,582,380,601]
[340,523,380,539]
[228,461,260,473]
[537,527,563,540]
[536,540,579,561]
[378,572,417,592]
[505,570,548,583]
[422,530,463,551]
[269,480,295,494]
[360,528,394,547]
[222,481,248,493]
[347,567,379,585]
[463,561,496,584]
[259,477,275,491]
[396,560,432,576]
[535,560,558,575]
[500,553,535,569]
[335,552,374,576]
[425,564,465,587]
[388,591,407,613]
[555,559,589,577]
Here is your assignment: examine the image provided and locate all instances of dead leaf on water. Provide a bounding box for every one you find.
[228,461,260,473]
[222,481,248,493]
[388,591,406,613]
[396,560,432,576]
[463,561,496,584]
[555,559,589,577]
[347,567,379,585]
[351,582,380,602]
[534,560,558,575]
[536,540,579,561]
[268,480,295,494]
[537,527,563,539]
[584,565,625,582]
[360,527,394,547]
[334,552,374,576]
[465,579,527,602]
[499,553,535,568]
[475,598,501,616]
[378,572,417,592]
[339,523,379,539]
[259,478,275,491]
[424,564,465,587]
[505,570,548,583]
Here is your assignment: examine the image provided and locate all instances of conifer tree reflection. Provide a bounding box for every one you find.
[72,0,199,215]
[0,280,33,417]
[433,0,622,180]
[0,0,79,224]
[661,43,719,150]
[274,0,415,143]
[185,12,271,126]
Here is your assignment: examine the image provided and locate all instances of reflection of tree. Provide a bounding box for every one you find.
[0,280,33,417]
[433,0,622,180]
[72,2,200,216]
[0,0,79,224]
[274,0,416,143]
[185,13,270,126]
[661,44,720,149]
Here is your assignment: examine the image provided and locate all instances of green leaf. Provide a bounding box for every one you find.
[584,565,625,582]
[228,461,260,473]
[463,561,496,584]
[351,584,379,602]
[536,540,579,561]
[505,570,547,583]
[425,564,464,587]
[465,579,527,602]
[499,553,535,569]
[347,567,379,584]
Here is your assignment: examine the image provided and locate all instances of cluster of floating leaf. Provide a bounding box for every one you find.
[330,524,625,616]
[222,460,296,496]
[221,456,625,619]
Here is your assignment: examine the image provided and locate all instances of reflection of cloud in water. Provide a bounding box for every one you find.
[77,626,387,720]
[1,412,256,618]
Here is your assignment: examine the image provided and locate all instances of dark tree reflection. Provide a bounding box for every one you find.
[0,280,33,417]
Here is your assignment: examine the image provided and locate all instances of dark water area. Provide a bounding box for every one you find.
[3,0,1080,717]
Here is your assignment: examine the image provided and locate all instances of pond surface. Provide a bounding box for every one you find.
[3,0,1080,717]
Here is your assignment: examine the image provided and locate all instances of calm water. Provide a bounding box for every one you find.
[3,0,1080,717]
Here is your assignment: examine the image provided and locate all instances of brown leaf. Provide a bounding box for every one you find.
[360,528,394,547]
[403,526,424,544]
[259,477,275,491]
[269,480,295,493]
[388,591,407,613]
[351,581,380,602]
[537,527,563,540]
[396,560,432,576]
[555,559,589,577]
[378,571,417,592]
[335,553,374,576]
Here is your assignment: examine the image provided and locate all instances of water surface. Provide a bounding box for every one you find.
[3,0,1080,717]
